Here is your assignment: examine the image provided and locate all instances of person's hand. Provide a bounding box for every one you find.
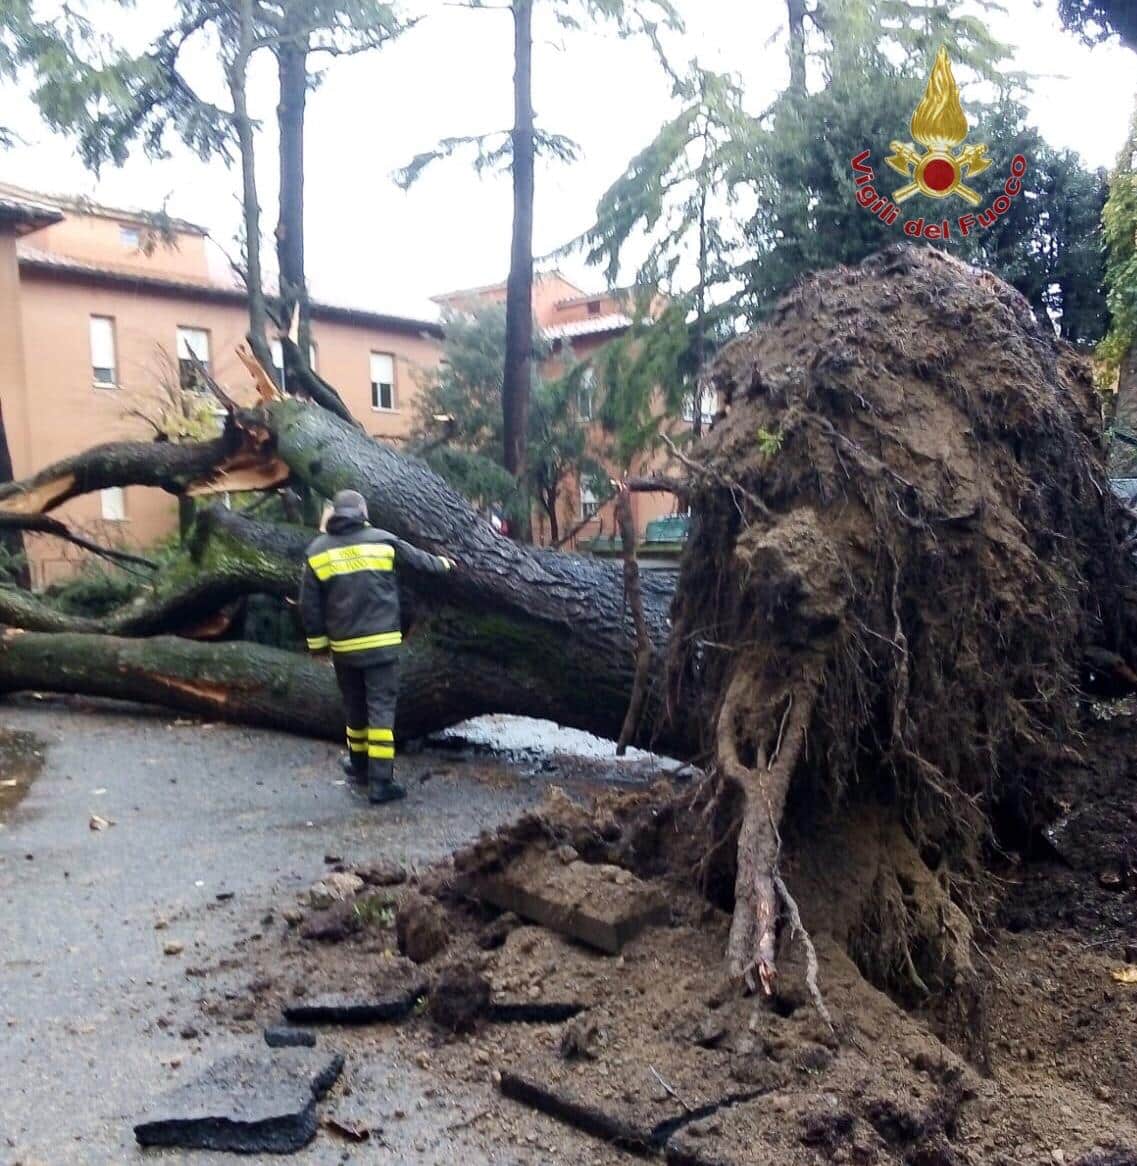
[439,556,456,571]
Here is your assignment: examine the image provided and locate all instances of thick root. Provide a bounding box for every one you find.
[718,666,820,992]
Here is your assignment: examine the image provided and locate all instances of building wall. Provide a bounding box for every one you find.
[305,314,440,445]
[30,214,214,283]
[0,231,31,493]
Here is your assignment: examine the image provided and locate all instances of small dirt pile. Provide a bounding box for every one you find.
[668,244,1137,999]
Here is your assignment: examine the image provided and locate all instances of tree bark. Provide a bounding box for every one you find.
[0,433,238,514]
[229,0,276,377]
[786,0,807,97]
[276,23,311,361]
[502,0,535,488]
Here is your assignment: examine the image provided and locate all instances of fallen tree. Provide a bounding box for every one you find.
[1,245,1134,1002]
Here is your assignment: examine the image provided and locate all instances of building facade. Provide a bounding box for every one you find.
[0,183,443,586]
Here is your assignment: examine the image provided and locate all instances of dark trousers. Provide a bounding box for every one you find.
[334,660,398,782]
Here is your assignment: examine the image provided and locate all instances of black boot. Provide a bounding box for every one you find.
[368,758,406,805]
[341,754,367,785]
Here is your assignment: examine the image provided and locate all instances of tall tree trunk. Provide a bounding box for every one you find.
[230,0,275,377]
[692,155,709,441]
[276,26,311,363]
[0,399,29,587]
[786,0,807,97]
[503,0,535,490]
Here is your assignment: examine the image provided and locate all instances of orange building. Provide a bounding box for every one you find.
[0,185,685,585]
[0,183,443,586]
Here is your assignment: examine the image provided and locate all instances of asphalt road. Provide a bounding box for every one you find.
[0,698,630,1165]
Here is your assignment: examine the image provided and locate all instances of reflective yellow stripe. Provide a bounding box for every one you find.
[367,745,396,760]
[308,544,394,581]
[347,740,368,754]
[367,728,394,742]
[346,727,367,741]
[329,631,402,652]
[306,635,330,650]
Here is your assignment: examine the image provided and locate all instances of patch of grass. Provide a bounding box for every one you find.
[353,894,396,929]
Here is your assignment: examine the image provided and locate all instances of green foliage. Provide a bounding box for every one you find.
[1058,0,1137,51]
[414,304,607,536]
[396,0,679,190]
[43,563,140,617]
[8,1,406,171]
[1101,101,1137,380]
[353,893,395,928]
[743,81,1108,345]
[394,128,580,189]
[0,543,26,586]
[756,427,783,457]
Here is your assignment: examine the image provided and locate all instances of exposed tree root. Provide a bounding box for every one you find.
[670,245,1137,1000]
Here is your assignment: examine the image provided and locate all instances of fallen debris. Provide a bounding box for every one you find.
[307,871,363,909]
[468,849,669,955]
[265,1025,316,1049]
[429,967,492,1034]
[396,890,450,964]
[282,970,425,1026]
[133,1049,343,1153]
[355,859,408,887]
[321,1115,371,1143]
[300,900,362,943]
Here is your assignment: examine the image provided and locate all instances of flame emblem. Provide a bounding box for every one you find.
[885,47,990,205]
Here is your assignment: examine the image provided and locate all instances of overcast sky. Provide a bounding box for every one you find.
[2,0,1133,320]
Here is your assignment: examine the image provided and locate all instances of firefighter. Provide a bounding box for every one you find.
[299,489,454,804]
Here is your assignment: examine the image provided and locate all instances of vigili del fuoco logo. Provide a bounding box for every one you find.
[850,46,1027,240]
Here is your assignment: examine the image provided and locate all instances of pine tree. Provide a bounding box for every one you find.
[413,304,606,543]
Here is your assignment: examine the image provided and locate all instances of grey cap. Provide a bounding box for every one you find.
[331,489,369,523]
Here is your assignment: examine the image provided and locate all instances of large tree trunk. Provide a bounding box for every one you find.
[502,0,534,488]
[0,403,690,754]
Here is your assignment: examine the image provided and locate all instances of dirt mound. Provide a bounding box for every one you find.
[667,244,1137,998]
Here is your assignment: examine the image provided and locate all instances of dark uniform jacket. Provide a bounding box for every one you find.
[299,514,451,668]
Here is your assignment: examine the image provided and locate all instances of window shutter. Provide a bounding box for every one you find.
[89,317,116,385]
[176,327,210,367]
[100,487,126,522]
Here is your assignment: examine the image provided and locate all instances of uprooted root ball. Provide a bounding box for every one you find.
[668,244,1137,999]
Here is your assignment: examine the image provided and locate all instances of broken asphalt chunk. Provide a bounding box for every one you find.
[265,1025,317,1048]
[283,986,425,1026]
[133,1049,343,1153]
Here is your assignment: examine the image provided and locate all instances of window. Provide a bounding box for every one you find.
[270,338,317,389]
[587,300,601,317]
[100,487,126,522]
[119,225,140,249]
[370,352,396,411]
[580,483,601,521]
[683,385,717,426]
[578,366,596,422]
[89,316,117,387]
[176,327,211,393]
